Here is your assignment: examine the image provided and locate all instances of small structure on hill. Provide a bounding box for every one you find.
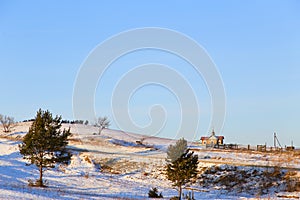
[257,144,267,152]
[200,130,224,146]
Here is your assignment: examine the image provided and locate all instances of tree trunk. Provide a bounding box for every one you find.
[3,125,8,132]
[178,185,182,200]
[39,164,43,186]
[98,127,103,135]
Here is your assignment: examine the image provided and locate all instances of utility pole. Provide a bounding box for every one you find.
[274,132,282,150]
[274,132,276,149]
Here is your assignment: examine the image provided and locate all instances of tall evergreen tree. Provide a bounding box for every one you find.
[19,109,71,186]
[166,138,188,162]
[165,138,198,200]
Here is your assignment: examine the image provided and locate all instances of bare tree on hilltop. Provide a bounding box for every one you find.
[95,116,110,135]
[0,114,15,132]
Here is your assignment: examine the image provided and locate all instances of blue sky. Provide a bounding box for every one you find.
[0,1,299,146]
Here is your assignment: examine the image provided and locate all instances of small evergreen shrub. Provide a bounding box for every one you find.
[148,187,163,198]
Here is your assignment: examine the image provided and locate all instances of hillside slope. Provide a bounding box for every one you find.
[0,123,300,199]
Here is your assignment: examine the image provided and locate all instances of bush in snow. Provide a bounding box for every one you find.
[199,164,290,196]
[284,171,300,192]
[148,187,163,198]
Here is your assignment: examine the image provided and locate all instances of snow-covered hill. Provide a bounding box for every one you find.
[0,122,300,199]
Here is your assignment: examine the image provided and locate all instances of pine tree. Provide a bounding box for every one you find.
[166,138,187,162]
[19,109,71,187]
[148,187,163,198]
[165,138,198,200]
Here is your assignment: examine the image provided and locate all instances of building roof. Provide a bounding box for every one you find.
[200,136,224,140]
[200,129,224,141]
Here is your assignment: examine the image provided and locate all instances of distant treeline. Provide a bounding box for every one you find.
[23,119,89,125]
[61,120,89,125]
[22,119,35,122]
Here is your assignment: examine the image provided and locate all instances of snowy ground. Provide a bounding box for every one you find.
[0,122,300,199]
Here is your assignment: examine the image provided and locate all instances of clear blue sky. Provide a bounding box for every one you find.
[1,1,299,146]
